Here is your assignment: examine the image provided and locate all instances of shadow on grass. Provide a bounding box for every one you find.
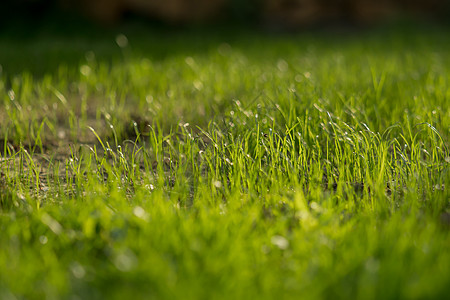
[1,12,449,79]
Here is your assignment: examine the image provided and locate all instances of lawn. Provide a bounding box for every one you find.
[0,22,449,299]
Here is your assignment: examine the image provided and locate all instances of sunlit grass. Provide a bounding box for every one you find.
[0,24,449,299]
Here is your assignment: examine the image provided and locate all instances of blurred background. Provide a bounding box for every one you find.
[1,0,449,29]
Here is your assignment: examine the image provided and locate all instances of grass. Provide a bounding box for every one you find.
[0,22,449,299]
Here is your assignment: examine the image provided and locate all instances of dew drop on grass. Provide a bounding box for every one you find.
[114,250,137,272]
[193,80,203,91]
[185,56,195,67]
[277,59,288,72]
[310,202,322,212]
[58,130,66,139]
[80,65,91,77]
[70,262,86,279]
[271,235,289,250]
[133,206,149,220]
[115,34,128,48]
[39,235,48,245]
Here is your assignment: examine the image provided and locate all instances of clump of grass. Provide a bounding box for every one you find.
[0,24,449,300]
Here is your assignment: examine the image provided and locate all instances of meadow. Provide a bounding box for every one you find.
[0,22,449,299]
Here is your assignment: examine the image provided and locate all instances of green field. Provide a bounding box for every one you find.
[0,23,449,299]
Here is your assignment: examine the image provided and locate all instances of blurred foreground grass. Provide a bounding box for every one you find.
[0,23,449,299]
